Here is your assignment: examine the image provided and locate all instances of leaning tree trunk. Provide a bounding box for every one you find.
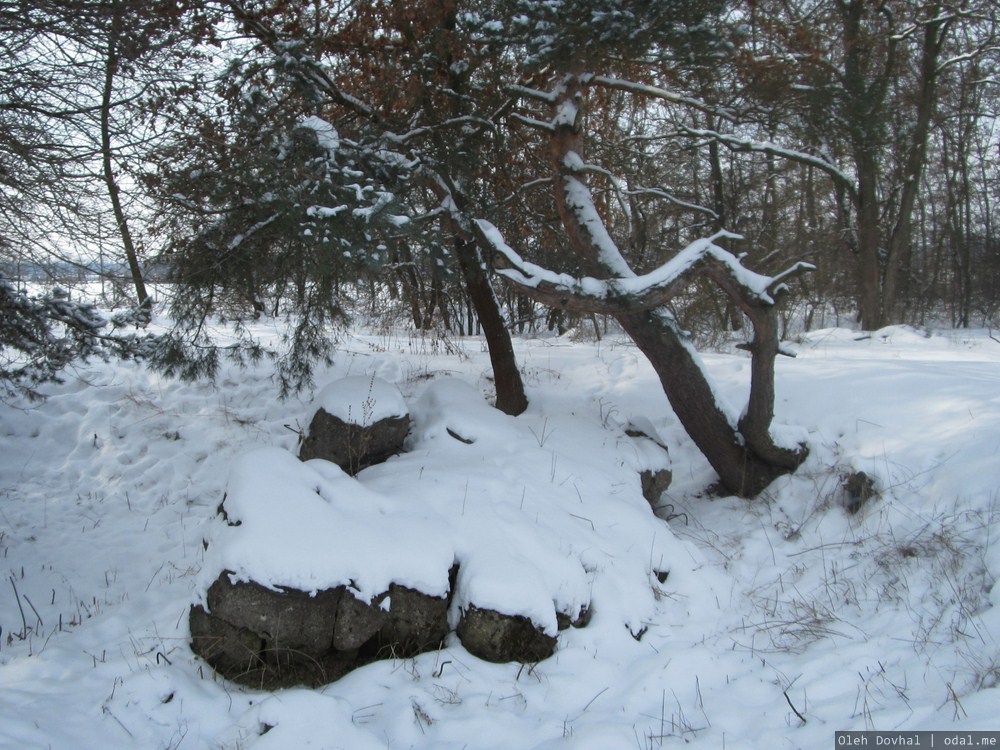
[544,73,805,497]
[424,171,529,417]
[101,4,149,310]
[620,311,794,496]
[454,236,528,416]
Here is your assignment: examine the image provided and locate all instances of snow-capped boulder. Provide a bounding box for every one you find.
[299,376,410,473]
[188,602,264,679]
[204,572,342,655]
[379,582,452,657]
[190,376,687,689]
[332,589,389,651]
[189,573,454,689]
[190,447,457,688]
[624,418,672,507]
[189,574,350,688]
[457,604,557,664]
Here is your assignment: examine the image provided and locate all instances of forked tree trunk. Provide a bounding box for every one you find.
[620,311,792,496]
[545,74,804,497]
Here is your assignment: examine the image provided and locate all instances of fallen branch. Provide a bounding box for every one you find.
[784,689,807,725]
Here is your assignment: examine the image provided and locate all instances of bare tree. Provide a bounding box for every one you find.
[697,0,998,329]
[479,72,810,496]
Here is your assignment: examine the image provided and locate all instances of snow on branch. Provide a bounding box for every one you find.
[225,213,282,252]
[569,156,718,220]
[226,1,377,122]
[680,126,857,197]
[767,261,818,296]
[476,219,810,315]
[298,116,340,154]
[508,113,556,132]
[588,76,736,121]
[384,116,500,144]
[561,171,633,278]
[565,157,633,239]
[624,187,718,219]
[509,84,558,103]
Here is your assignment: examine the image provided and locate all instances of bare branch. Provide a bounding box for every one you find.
[679,125,858,200]
[587,75,737,121]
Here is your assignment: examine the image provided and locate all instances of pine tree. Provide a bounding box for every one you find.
[0,273,153,401]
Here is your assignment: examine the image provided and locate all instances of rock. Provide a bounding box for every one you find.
[299,377,410,474]
[189,601,359,689]
[556,605,591,631]
[332,590,389,651]
[640,468,673,506]
[205,573,343,656]
[456,604,557,663]
[378,583,450,657]
[189,604,264,678]
[299,409,410,474]
[625,421,672,506]
[843,470,878,513]
[191,572,458,689]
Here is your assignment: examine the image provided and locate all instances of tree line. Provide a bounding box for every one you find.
[2,0,998,495]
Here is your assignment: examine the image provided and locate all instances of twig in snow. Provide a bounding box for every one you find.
[145,561,166,592]
[783,689,807,724]
[23,593,43,629]
[581,686,609,712]
[9,576,28,638]
[102,705,134,739]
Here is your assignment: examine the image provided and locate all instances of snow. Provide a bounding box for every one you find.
[2,320,1000,749]
[308,374,408,424]
[305,204,349,219]
[297,115,340,155]
[562,172,635,277]
[481,213,803,310]
[200,447,455,601]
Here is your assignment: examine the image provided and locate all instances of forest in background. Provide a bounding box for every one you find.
[4,0,997,332]
[3,1,999,455]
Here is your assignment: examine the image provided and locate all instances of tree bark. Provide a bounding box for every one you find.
[620,311,793,496]
[100,3,149,310]
[854,152,882,329]
[882,7,950,325]
[455,236,528,416]
[545,74,805,497]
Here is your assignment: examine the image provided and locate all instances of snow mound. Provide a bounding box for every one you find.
[201,448,454,600]
[309,375,408,425]
[197,375,683,683]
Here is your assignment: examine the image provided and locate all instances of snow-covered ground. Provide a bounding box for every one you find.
[1,321,999,749]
